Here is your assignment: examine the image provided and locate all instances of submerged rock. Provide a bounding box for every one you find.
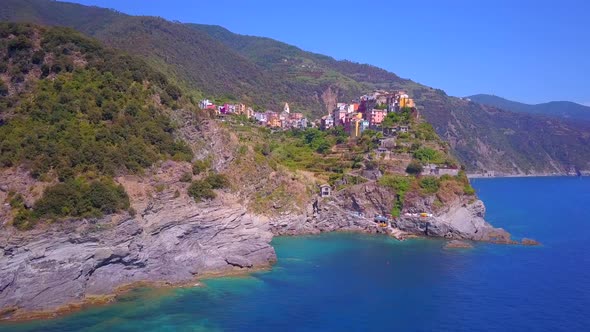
[521,238,541,246]
[444,240,474,249]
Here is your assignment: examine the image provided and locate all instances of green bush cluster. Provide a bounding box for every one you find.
[187,173,229,202]
[378,175,411,217]
[419,176,440,194]
[179,172,193,182]
[34,178,129,218]
[414,122,439,141]
[12,178,129,230]
[413,147,444,164]
[192,158,212,175]
[381,107,412,127]
[301,128,332,153]
[406,160,423,175]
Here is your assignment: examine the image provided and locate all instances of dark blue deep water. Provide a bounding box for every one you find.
[2,177,589,331]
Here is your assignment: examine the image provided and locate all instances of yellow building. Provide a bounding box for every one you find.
[268,116,281,128]
[235,103,246,115]
[399,96,415,108]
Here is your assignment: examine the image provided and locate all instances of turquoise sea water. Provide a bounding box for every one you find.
[2,177,589,331]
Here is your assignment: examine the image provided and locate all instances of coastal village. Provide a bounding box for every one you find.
[198,90,465,227]
[199,90,460,180]
[199,90,416,136]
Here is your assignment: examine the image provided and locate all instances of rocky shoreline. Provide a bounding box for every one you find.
[467,172,587,179]
[0,157,528,322]
[0,186,522,322]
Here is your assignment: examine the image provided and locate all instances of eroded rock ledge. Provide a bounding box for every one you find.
[0,199,275,319]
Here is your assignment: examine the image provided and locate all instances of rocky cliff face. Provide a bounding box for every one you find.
[0,114,515,320]
[328,182,511,243]
[393,200,511,242]
[0,194,275,318]
[0,166,511,320]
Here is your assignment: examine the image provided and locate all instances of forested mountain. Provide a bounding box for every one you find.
[2,0,590,175]
[0,22,192,228]
[468,94,590,122]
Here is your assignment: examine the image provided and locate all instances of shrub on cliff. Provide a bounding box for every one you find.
[463,184,476,195]
[192,158,211,175]
[187,173,229,202]
[33,178,129,220]
[406,160,423,175]
[205,173,229,189]
[413,148,444,164]
[188,180,216,201]
[419,176,440,194]
[179,172,193,182]
[378,174,412,217]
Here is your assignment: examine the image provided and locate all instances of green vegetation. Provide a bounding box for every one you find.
[180,172,193,182]
[381,107,412,128]
[414,122,439,141]
[205,173,230,189]
[413,148,445,164]
[187,173,229,202]
[0,24,191,178]
[192,158,212,175]
[419,176,440,194]
[329,173,368,189]
[378,175,411,217]
[12,178,129,230]
[0,23,193,228]
[262,128,349,173]
[405,161,423,175]
[456,171,476,196]
[3,2,590,174]
[357,130,382,152]
[187,180,216,202]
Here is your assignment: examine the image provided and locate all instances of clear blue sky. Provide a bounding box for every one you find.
[69,0,589,105]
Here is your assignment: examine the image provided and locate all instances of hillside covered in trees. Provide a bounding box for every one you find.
[0,22,192,229]
[2,0,590,175]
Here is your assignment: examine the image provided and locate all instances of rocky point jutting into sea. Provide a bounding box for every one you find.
[0,168,510,320]
[0,115,513,320]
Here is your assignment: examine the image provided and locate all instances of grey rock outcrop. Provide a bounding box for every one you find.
[393,200,513,243]
[0,199,275,318]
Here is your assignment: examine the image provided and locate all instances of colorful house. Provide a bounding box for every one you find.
[235,103,246,115]
[369,109,385,126]
[321,115,334,130]
[266,111,281,128]
[399,94,415,108]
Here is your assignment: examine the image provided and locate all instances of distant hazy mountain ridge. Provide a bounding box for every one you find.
[468,94,590,121]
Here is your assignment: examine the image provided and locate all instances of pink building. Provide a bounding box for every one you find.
[369,109,385,126]
[291,112,304,120]
[333,109,347,126]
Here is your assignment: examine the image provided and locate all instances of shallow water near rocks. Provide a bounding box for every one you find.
[2,177,589,331]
